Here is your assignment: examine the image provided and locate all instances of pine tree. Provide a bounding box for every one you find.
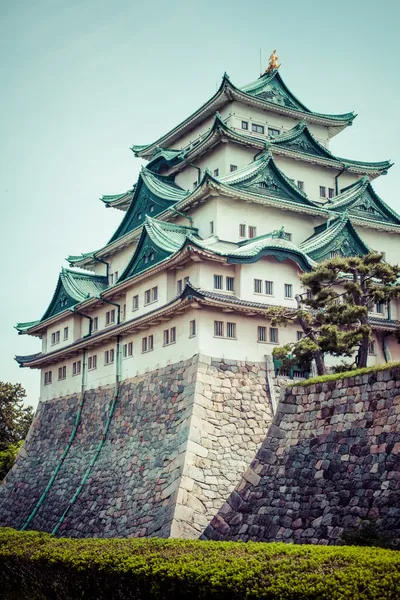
[266,253,400,375]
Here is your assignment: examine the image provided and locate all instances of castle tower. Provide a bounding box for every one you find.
[1,54,399,538]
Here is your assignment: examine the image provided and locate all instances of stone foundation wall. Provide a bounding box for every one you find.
[0,354,273,538]
[203,366,400,544]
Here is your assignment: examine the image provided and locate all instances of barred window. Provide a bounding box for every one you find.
[93,317,98,331]
[144,289,151,305]
[189,320,196,337]
[268,127,279,136]
[258,326,267,342]
[214,275,223,290]
[44,371,52,385]
[177,279,182,295]
[319,186,326,198]
[265,280,273,295]
[254,279,262,294]
[368,341,376,355]
[72,361,81,376]
[248,226,257,239]
[241,121,248,130]
[227,322,236,338]
[88,355,97,370]
[284,284,293,298]
[58,366,67,380]
[63,327,68,340]
[239,223,246,237]
[269,328,278,343]
[297,331,303,341]
[226,276,235,292]
[252,123,264,134]
[214,321,224,337]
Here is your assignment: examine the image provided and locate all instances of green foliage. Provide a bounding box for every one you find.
[266,253,400,374]
[0,528,400,600]
[0,382,33,450]
[341,520,399,550]
[290,362,400,387]
[0,441,23,482]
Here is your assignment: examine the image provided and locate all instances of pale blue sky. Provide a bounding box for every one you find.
[1,0,399,408]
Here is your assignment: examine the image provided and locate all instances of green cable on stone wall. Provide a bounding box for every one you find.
[20,351,88,531]
[52,336,121,536]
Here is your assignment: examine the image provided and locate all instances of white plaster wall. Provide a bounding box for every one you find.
[227,101,330,145]
[238,257,302,308]
[187,195,323,245]
[48,316,78,351]
[40,355,84,401]
[273,155,359,203]
[107,244,137,283]
[353,225,400,265]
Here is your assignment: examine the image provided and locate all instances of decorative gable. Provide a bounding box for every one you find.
[300,216,371,262]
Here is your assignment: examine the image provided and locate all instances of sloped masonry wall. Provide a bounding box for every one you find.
[203,366,400,544]
[0,354,273,538]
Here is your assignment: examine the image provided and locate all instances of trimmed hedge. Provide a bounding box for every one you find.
[290,361,400,388]
[1,528,400,599]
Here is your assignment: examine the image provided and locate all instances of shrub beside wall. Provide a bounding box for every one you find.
[1,527,400,600]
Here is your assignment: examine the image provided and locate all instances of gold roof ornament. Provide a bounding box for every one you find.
[265,49,281,74]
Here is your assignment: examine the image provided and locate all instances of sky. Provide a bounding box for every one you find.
[0,0,399,409]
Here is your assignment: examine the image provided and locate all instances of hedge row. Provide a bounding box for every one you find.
[290,361,400,387]
[1,527,400,599]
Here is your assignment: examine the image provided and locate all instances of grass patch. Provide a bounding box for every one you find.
[1,527,400,599]
[290,362,400,388]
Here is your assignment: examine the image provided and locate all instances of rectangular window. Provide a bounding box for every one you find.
[252,123,265,134]
[152,286,158,302]
[109,273,114,285]
[72,361,81,376]
[319,186,326,198]
[330,251,339,258]
[51,331,60,345]
[132,295,139,311]
[210,221,214,235]
[241,120,248,130]
[213,168,219,177]
[104,349,115,365]
[58,366,67,380]
[284,284,293,298]
[177,279,182,295]
[239,223,246,238]
[265,280,273,295]
[163,329,169,345]
[269,327,278,343]
[193,181,197,190]
[123,343,133,358]
[268,127,280,136]
[92,317,98,332]
[144,289,151,305]
[227,322,236,338]
[214,321,224,337]
[376,302,384,314]
[63,327,68,341]
[115,271,118,282]
[297,181,304,191]
[248,226,257,238]
[226,276,234,292]
[44,371,52,385]
[122,304,126,321]
[254,279,262,294]
[297,331,304,341]
[105,309,115,326]
[258,326,267,342]
[230,164,238,172]
[88,355,97,370]
[328,188,335,199]
[214,274,223,290]
[368,341,376,355]
[142,335,154,353]
[189,320,196,337]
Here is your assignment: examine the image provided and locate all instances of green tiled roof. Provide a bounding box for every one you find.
[16,268,108,333]
[218,151,317,208]
[132,70,355,159]
[300,214,371,261]
[119,216,198,280]
[241,70,355,122]
[100,187,136,211]
[108,168,189,244]
[328,177,400,226]
[268,120,392,174]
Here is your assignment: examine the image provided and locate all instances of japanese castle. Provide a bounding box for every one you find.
[16,52,400,398]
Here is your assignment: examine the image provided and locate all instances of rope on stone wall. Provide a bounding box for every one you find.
[51,337,121,536]
[20,392,87,531]
[51,392,119,536]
